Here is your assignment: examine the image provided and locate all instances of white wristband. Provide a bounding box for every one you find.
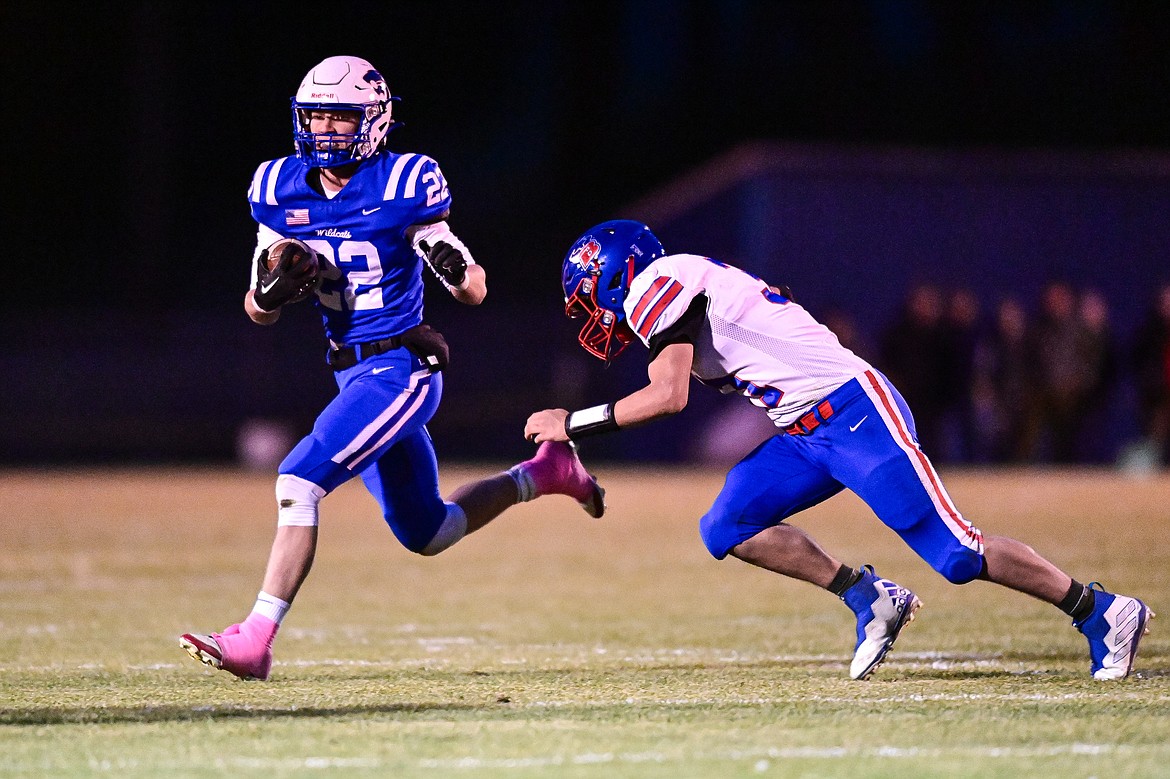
[565,403,619,439]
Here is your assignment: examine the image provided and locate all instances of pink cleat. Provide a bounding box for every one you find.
[179,613,277,681]
[518,441,606,518]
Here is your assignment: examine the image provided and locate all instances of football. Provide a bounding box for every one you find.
[264,237,322,303]
[264,237,318,273]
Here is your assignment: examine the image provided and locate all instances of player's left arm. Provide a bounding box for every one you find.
[524,342,693,443]
[614,342,693,424]
[407,221,486,305]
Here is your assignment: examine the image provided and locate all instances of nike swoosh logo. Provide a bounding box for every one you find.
[371,366,394,374]
[850,416,868,432]
[260,278,279,294]
[362,207,382,215]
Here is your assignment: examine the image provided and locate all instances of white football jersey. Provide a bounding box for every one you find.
[623,253,873,427]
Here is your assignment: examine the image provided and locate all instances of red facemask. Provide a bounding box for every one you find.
[565,277,635,363]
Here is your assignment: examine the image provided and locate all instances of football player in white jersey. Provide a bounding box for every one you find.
[179,57,605,681]
[525,220,1152,680]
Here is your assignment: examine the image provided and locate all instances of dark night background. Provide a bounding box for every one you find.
[3,1,1170,466]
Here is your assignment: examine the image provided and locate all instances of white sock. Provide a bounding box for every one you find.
[506,465,537,502]
[252,591,291,625]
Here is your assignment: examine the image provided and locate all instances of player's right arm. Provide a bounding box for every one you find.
[245,288,281,325]
[524,342,693,443]
[244,223,284,325]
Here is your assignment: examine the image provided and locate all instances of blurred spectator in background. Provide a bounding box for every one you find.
[971,298,1037,463]
[939,288,982,462]
[1076,289,1117,462]
[880,283,949,456]
[822,305,873,362]
[1131,283,1170,466]
[1033,281,1100,463]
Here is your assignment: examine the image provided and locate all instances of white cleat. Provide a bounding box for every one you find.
[1075,585,1153,680]
[842,567,923,680]
[179,632,224,671]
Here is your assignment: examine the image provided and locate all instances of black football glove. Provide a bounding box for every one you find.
[420,240,468,287]
[253,247,319,312]
[400,323,450,373]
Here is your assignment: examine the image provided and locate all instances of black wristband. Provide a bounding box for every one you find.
[565,402,620,440]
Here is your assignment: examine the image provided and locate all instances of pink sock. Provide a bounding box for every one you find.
[239,612,279,649]
[210,612,279,680]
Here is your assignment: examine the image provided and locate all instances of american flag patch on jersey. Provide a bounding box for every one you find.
[285,208,310,226]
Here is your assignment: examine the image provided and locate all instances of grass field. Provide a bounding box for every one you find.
[1,466,1168,778]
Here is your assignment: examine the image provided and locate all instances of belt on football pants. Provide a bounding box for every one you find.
[784,400,835,436]
[325,336,403,371]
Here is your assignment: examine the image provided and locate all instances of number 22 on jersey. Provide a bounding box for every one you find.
[304,239,383,311]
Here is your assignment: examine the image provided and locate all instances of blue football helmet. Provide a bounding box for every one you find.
[291,55,399,168]
[562,220,666,361]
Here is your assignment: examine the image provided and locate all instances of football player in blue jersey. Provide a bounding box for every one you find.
[180,56,605,681]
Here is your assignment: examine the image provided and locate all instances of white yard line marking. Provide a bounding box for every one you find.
[6,744,1163,775]
[415,743,1159,770]
[0,646,1155,676]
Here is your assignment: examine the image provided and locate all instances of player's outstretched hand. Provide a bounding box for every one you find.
[525,409,570,443]
[420,240,468,287]
[400,323,450,373]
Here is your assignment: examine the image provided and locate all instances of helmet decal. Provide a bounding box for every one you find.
[569,238,603,274]
[360,69,390,102]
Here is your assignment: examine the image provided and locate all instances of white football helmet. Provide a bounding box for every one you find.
[291,55,397,168]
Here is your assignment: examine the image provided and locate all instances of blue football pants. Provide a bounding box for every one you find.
[700,370,986,583]
[279,346,449,552]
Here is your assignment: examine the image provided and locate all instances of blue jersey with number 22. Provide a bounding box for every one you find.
[247,151,452,344]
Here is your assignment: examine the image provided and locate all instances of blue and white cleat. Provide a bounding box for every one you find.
[841,566,923,680]
[1074,583,1153,680]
